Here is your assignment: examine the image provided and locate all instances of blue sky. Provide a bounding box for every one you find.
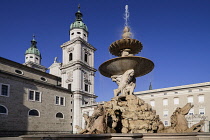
[0,0,210,102]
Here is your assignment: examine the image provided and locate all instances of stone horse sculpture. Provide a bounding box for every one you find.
[79,98,205,134]
[78,105,107,134]
[158,103,205,133]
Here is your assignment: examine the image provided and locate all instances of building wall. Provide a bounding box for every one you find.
[135,82,210,132]
[0,57,61,86]
[0,57,73,135]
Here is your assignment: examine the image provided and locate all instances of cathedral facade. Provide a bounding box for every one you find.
[0,7,96,135]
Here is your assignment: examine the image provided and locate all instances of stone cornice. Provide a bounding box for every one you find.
[81,101,106,108]
[134,82,210,95]
[73,90,97,98]
[23,62,47,73]
[60,37,96,51]
[60,60,97,72]
[0,57,60,80]
[0,69,72,94]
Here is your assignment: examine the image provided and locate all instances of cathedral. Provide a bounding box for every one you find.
[0,6,210,136]
[0,6,97,135]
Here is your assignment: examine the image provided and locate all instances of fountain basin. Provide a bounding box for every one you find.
[109,38,143,56]
[99,56,154,78]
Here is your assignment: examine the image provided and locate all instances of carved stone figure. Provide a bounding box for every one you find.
[111,69,136,97]
[66,71,73,83]
[79,95,204,134]
[79,105,107,134]
[80,95,163,134]
[158,103,204,133]
[96,18,205,134]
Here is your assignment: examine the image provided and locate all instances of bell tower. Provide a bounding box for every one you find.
[24,35,46,72]
[60,5,97,133]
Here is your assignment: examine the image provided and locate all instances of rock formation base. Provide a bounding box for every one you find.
[78,95,204,134]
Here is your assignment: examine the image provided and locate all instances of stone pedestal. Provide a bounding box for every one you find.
[21,133,143,140]
[20,133,210,140]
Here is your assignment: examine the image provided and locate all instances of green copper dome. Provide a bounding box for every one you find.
[70,5,88,32]
[70,20,88,31]
[25,36,41,57]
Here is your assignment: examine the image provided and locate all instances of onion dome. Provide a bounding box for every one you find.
[25,35,41,58]
[70,5,88,32]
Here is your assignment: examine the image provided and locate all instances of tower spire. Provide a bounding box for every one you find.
[32,34,36,41]
[75,4,83,21]
[149,82,153,90]
[78,4,80,12]
[31,34,37,48]
[70,5,88,40]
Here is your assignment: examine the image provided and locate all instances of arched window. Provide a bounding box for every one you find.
[56,112,64,118]
[28,109,39,116]
[0,105,8,115]
[69,53,73,61]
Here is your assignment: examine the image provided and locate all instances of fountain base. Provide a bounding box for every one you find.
[21,133,210,140]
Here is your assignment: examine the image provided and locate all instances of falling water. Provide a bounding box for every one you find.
[124,5,129,26]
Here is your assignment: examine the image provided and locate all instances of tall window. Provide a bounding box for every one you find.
[28,109,39,117]
[68,84,71,91]
[85,84,88,92]
[188,108,194,115]
[198,95,204,103]
[199,108,205,115]
[28,90,41,102]
[84,53,88,62]
[163,98,168,106]
[69,53,73,61]
[150,100,155,107]
[0,83,10,97]
[187,96,193,103]
[163,110,168,117]
[164,121,169,126]
[174,97,179,105]
[55,96,65,106]
[0,105,8,115]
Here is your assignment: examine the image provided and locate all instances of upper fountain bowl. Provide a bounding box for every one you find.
[109,38,143,57]
[99,56,154,78]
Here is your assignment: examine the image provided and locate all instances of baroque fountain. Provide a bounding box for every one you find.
[78,5,204,135]
[22,5,208,140]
